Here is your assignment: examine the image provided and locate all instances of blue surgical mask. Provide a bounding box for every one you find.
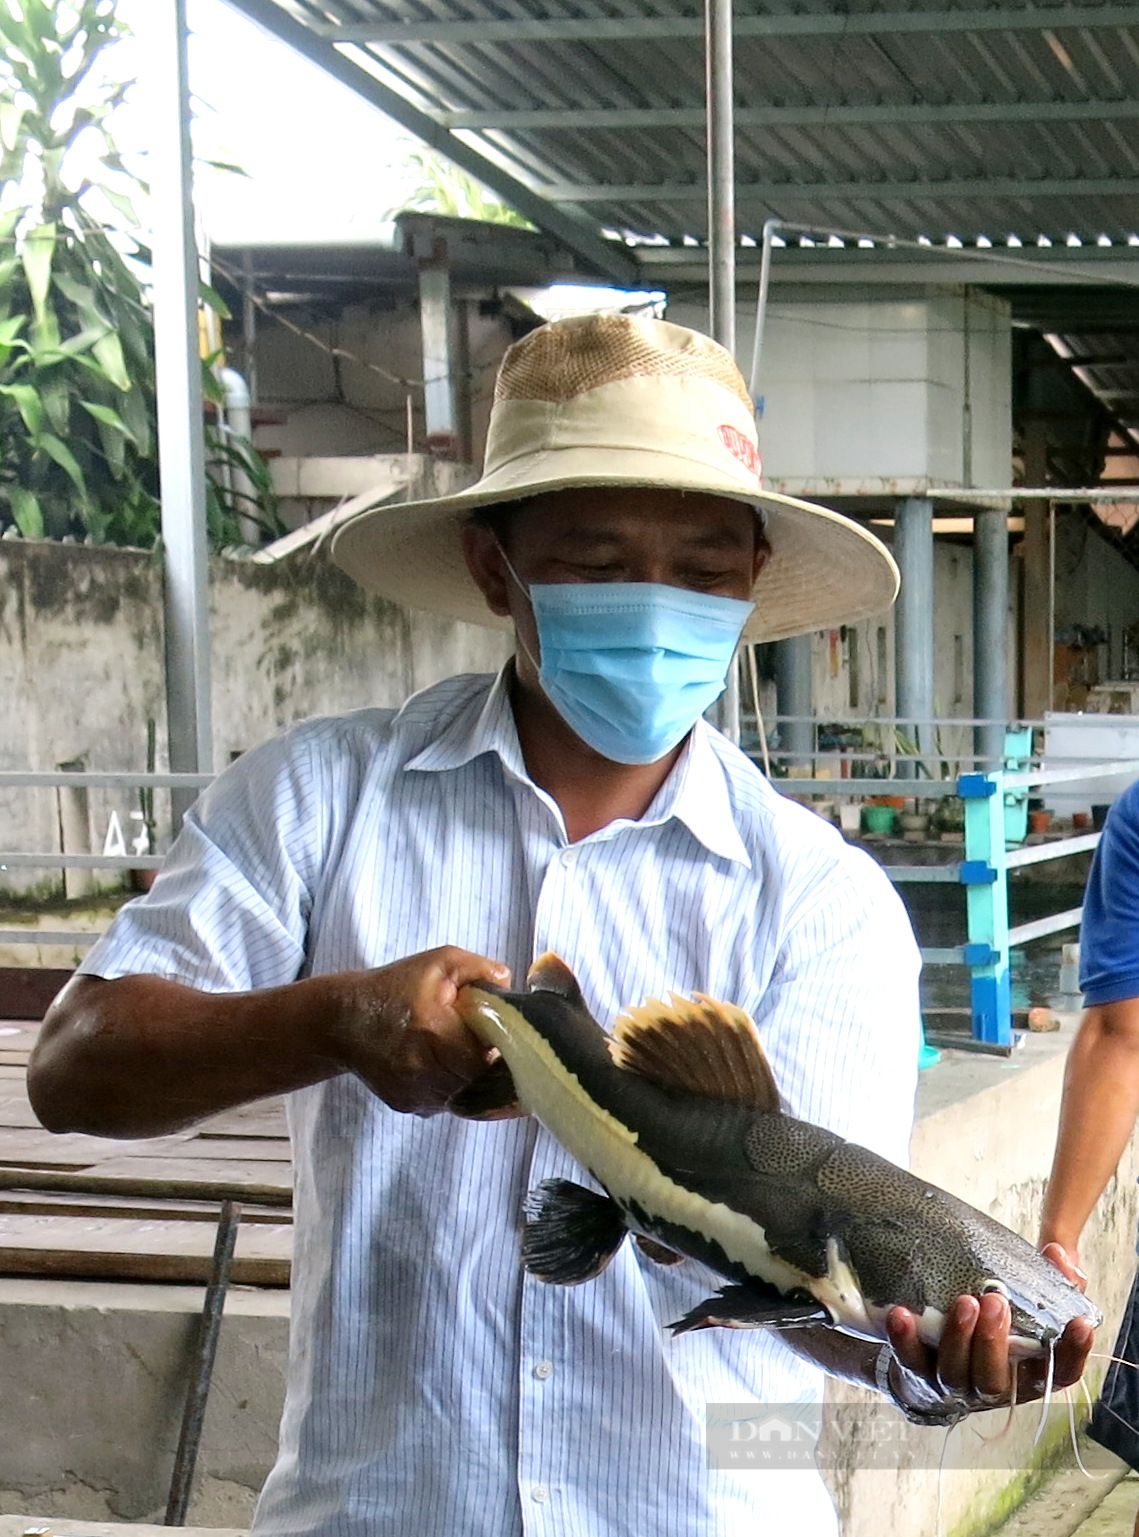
[497,546,754,764]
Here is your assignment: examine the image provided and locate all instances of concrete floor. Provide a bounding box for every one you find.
[1071,1474,1139,1535]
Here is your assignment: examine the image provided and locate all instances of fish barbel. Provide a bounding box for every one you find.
[453,953,1101,1358]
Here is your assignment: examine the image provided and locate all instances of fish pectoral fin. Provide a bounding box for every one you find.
[634,1233,686,1267]
[608,992,780,1110]
[525,951,586,1004]
[447,1056,522,1120]
[522,1178,628,1285]
[670,1283,829,1335]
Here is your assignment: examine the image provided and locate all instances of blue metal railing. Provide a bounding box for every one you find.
[778,747,1139,1050]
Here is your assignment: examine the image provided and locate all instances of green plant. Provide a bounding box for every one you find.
[393,145,534,228]
[0,0,278,547]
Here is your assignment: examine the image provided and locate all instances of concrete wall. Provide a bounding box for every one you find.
[1054,508,1139,679]
[2,1031,1133,1534]
[669,288,1012,495]
[0,539,510,899]
[247,297,515,526]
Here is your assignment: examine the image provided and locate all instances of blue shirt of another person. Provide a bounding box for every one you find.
[1081,778,1139,1006]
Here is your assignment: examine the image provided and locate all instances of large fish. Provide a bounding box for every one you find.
[453,953,1100,1358]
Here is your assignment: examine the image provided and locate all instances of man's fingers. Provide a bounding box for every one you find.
[935,1295,981,1394]
[885,1306,931,1376]
[1051,1316,1096,1392]
[1041,1241,1088,1292]
[968,1292,1013,1400]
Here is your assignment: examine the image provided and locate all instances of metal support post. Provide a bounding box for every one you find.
[974,505,1010,770]
[705,0,735,356]
[959,772,1011,1047]
[894,497,934,778]
[774,636,813,768]
[705,0,740,740]
[418,262,459,457]
[151,0,213,826]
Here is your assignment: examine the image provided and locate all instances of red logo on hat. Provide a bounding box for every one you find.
[718,424,762,480]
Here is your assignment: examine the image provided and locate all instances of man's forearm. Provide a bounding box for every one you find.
[28,972,356,1138]
[1040,1000,1139,1254]
[28,946,510,1141]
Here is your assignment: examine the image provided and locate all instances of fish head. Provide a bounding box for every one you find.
[977,1264,1102,1361]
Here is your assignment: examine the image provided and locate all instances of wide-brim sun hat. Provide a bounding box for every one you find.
[329,312,899,643]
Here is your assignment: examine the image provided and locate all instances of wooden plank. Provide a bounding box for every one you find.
[0,1050,30,1068]
[0,1190,291,1223]
[0,1212,292,1285]
[0,1097,45,1130]
[140,1137,291,1163]
[0,970,69,1019]
[0,1159,294,1203]
[197,1100,288,1139]
[0,1130,190,1168]
[0,1024,39,1052]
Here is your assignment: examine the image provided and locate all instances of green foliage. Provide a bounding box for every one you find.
[395,145,534,228]
[0,0,278,548]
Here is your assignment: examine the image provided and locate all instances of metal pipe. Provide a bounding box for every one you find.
[705,0,741,742]
[748,217,783,404]
[218,367,260,545]
[774,638,814,766]
[165,1200,243,1525]
[973,505,1010,769]
[894,498,935,779]
[151,0,213,826]
[705,0,736,356]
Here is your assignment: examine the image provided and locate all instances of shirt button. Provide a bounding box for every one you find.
[532,1485,550,1504]
[534,1360,553,1380]
[559,847,577,866]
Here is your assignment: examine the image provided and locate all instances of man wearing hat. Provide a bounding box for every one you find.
[31,315,1090,1534]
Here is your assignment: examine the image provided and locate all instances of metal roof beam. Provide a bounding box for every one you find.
[219,0,639,286]
[443,99,1139,132]
[543,175,1139,202]
[319,4,1139,44]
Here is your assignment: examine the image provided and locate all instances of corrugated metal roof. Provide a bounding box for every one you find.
[259,0,1139,246]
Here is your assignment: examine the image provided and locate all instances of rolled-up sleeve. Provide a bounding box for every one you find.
[79,724,331,993]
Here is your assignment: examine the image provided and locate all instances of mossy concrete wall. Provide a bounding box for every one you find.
[0,538,510,898]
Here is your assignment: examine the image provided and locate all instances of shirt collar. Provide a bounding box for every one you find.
[405,669,751,869]
[404,667,529,781]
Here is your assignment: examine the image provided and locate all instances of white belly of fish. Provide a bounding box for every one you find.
[466,995,887,1335]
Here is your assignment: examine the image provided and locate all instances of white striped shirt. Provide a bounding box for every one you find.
[81,669,921,1537]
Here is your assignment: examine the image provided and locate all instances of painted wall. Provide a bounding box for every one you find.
[0,540,510,898]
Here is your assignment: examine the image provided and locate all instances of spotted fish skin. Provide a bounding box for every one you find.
[456,956,1102,1358]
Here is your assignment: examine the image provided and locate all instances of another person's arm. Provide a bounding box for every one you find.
[1040,781,1139,1266]
[29,947,510,1139]
[1039,999,1139,1267]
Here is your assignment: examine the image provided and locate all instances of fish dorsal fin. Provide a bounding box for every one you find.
[526,951,584,1003]
[608,992,780,1110]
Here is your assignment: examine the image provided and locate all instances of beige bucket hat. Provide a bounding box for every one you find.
[329,312,898,642]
